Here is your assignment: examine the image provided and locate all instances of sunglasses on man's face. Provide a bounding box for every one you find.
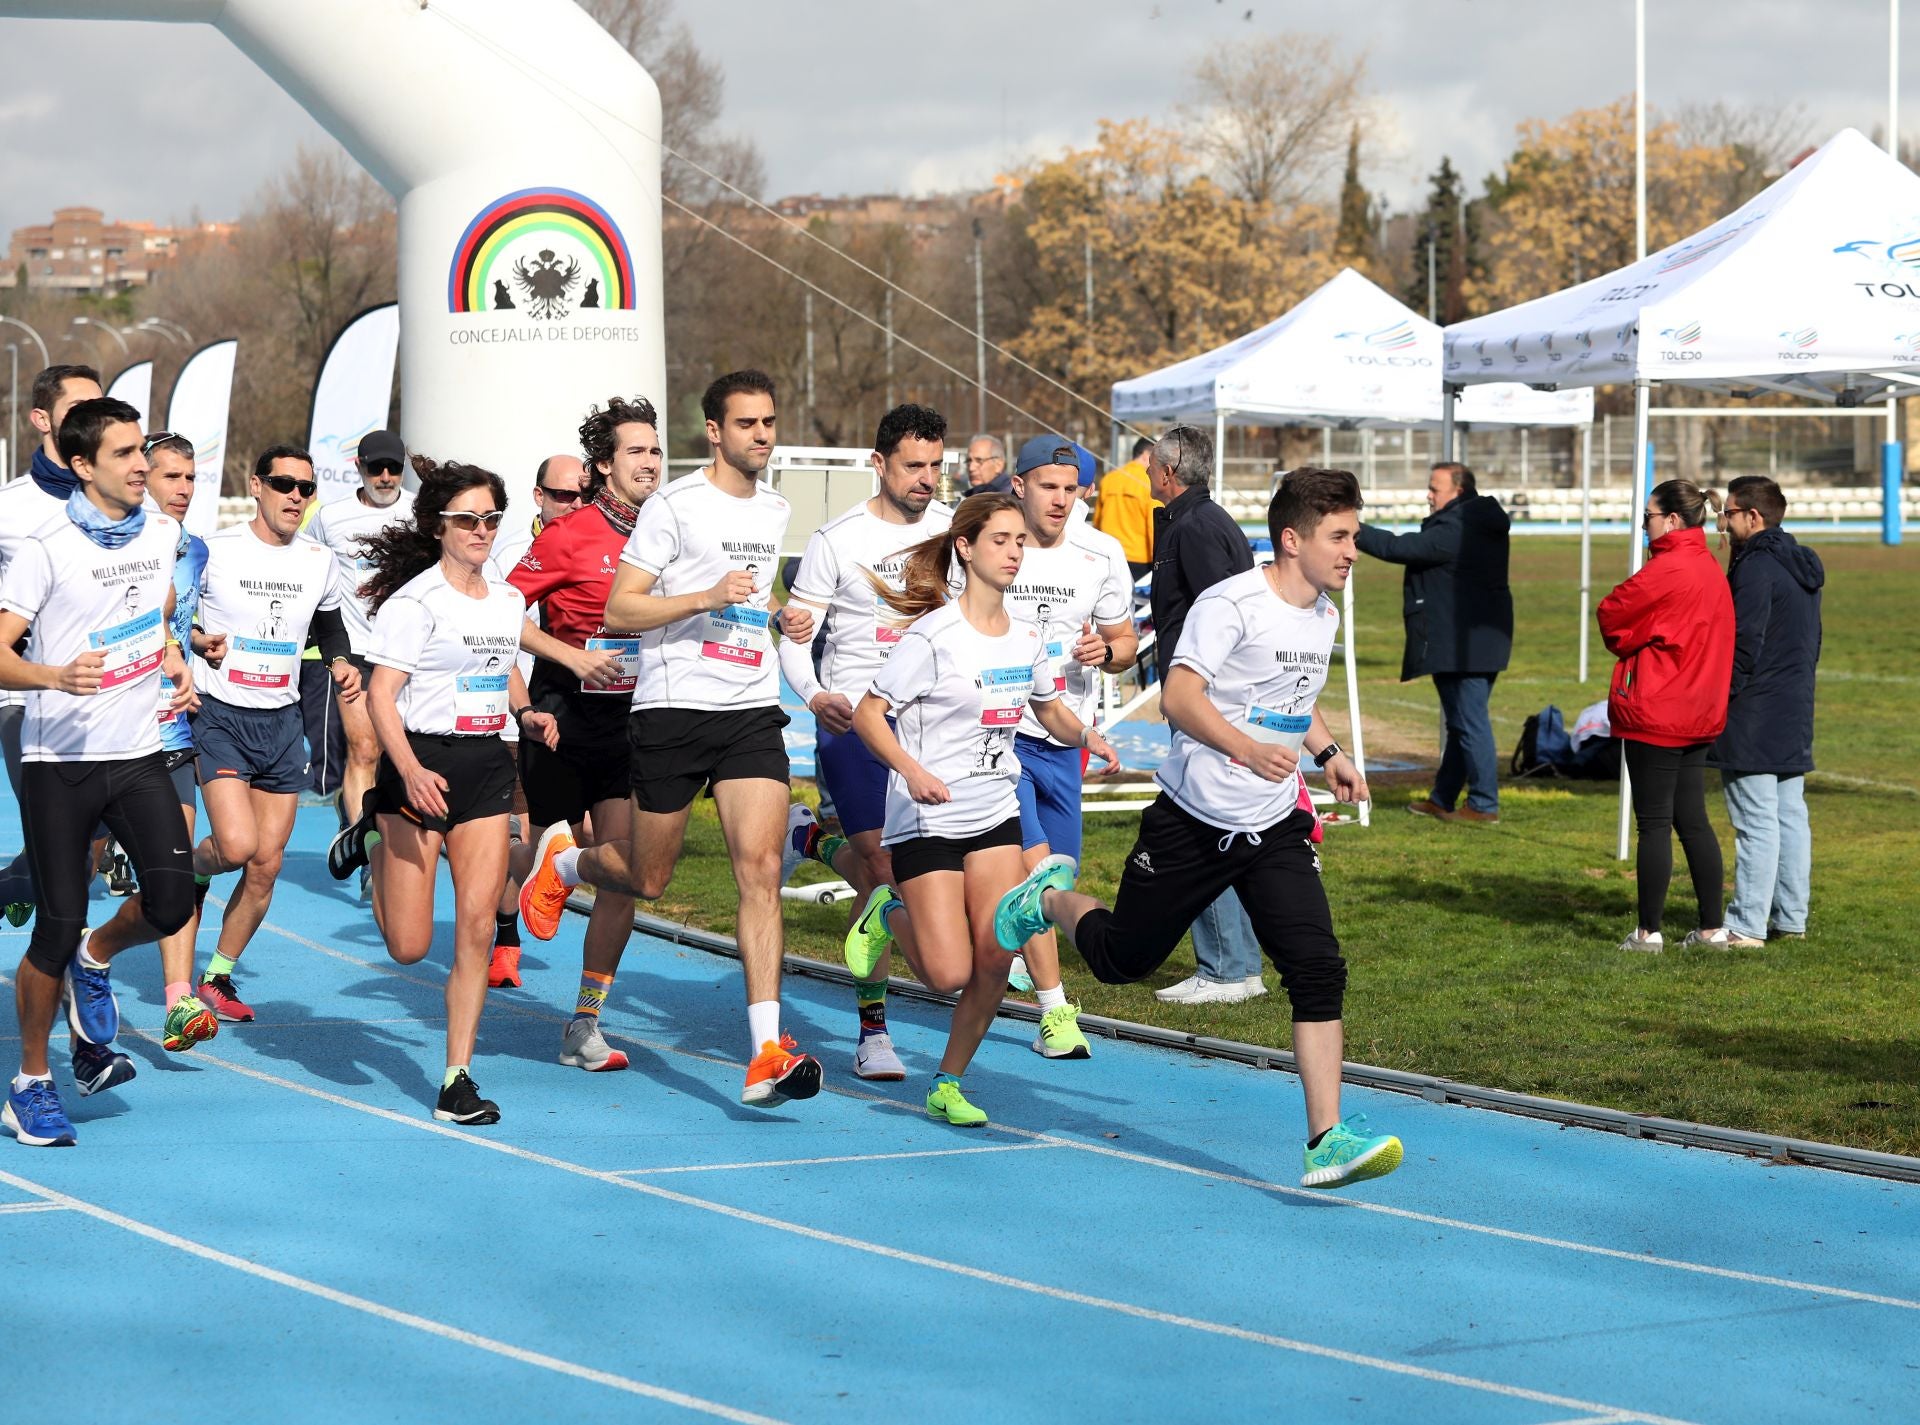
[263,474,318,498]
[443,510,505,532]
[365,459,403,477]
[537,485,583,503]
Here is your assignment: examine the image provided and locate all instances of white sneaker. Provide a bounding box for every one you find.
[1618,929,1664,953]
[780,803,817,887]
[852,1032,906,1081]
[558,1015,630,1072]
[1007,954,1034,993]
[1156,975,1264,1005]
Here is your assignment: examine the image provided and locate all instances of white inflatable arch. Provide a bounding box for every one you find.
[3,0,664,527]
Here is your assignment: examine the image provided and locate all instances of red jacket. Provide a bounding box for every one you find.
[1596,524,1735,748]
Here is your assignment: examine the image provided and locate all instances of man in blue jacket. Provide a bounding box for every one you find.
[1710,476,1823,946]
[1354,462,1512,823]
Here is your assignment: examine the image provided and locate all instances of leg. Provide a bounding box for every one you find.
[574,799,688,899]
[372,813,443,965]
[443,816,510,1069]
[1719,771,1778,941]
[16,762,112,1075]
[577,795,637,984]
[1670,744,1724,930]
[196,775,262,876]
[212,788,299,965]
[711,777,790,1010]
[0,702,35,907]
[1770,775,1811,934]
[336,689,381,826]
[1191,886,1262,983]
[1456,673,1500,815]
[893,870,981,996]
[935,844,1031,1078]
[1623,740,1680,936]
[1429,674,1467,812]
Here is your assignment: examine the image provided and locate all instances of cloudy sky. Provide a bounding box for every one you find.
[0,0,1907,241]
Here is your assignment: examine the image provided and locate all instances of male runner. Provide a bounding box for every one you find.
[0,363,104,926]
[519,369,824,1106]
[994,468,1403,1190]
[0,397,196,1143]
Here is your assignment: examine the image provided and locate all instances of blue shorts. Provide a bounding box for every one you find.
[815,723,890,838]
[190,696,310,795]
[1015,733,1084,862]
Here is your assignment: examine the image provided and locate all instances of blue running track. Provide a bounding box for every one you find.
[0,795,1912,1424]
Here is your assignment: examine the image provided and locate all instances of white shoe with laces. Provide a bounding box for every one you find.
[853,1032,906,1081]
[1618,929,1664,953]
[1155,974,1267,1005]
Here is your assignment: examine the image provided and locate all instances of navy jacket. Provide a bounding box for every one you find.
[1354,493,1513,680]
[1149,484,1252,679]
[1709,526,1824,775]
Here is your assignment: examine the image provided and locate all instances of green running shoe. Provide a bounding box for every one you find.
[162,993,220,1053]
[2,901,31,929]
[1301,1114,1404,1190]
[925,1077,988,1127]
[844,885,900,980]
[1032,1002,1092,1060]
[993,853,1076,951]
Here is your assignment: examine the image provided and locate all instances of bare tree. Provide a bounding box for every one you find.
[1178,34,1368,211]
[1671,100,1810,208]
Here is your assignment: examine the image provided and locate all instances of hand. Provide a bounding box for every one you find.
[163,647,199,717]
[55,650,107,696]
[809,691,855,735]
[1083,726,1121,775]
[1070,619,1107,667]
[195,631,228,669]
[330,658,363,704]
[162,642,190,691]
[705,569,756,611]
[565,644,626,689]
[402,762,450,820]
[1237,736,1300,784]
[778,603,815,642]
[523,710,560,750]
[904,766,951,805]
[1324,753,1369,805]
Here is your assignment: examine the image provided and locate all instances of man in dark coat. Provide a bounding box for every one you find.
[1709,475,1823,944]
[1353,462,1512,822]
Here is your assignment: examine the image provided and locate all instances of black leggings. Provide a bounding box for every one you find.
[1069,797,1348,1021]
[21,753,194,976]
[1624,739,1723,934]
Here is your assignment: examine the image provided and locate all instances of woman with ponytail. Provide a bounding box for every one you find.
[847,493,1119,1127]
[1598,478,1736,952]
[354,457,558,1124]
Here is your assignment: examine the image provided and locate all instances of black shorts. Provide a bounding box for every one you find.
[519,693,630,828]
[627,705,790,815]
[373,732,516,833]
[191,697,309,794]
[887,816,1023,883]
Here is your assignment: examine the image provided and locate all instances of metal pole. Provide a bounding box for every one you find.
[0,316,50,370]
[883,257,895,412]
[1888,0,1905,545]
[1321,428,1332,466]
[1520,426,1530,484]
[1579,422,1592,683]
[803,289,815,442]
[972,218,987,434]
[1342,570,1369,828]
[1618,378,1653,861]
[6,343,16,482]
[1213,408,1226,502]
[1426,237,1437,323]
[1634,0,1647,261]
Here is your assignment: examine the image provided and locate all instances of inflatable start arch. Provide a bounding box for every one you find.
[2,0,665,525]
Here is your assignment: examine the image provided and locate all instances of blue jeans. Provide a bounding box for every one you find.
[1432,673,1500,814]
[1191,886,1262,982]
[1721,772,1811,938]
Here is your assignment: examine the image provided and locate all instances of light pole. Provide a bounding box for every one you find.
[132,317,188,348]
[5,341,17,480]
[71,316,130,358]
[972,217,987,434]
[0,316,49,370]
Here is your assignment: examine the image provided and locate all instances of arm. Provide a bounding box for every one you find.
[367,663,447,820]
[0,609,107,695]
[518,617,624,689]
[311,605,362,703]
[773,595,854,733]
[1353,520,1460,569]
[851,690,949,804]
[1725,566,1773,701]
[507,663,559,750]
[1596,567,1665,658]
[1070,617,1139,674]
[1032,693,1120,773]
[601,561,754,636]
[1161,665,1300,784]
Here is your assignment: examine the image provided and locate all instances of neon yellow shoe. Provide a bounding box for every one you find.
[1032,1002,1092,1060]
[925,1077,987,1127]
[843,885,900,980]
[162,993,219,1053]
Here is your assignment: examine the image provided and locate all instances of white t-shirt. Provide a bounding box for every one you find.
[0,506,178,762]
[305,489,416,654]
[618,470,790,711]
[0,478,67,712]
[1002,523,1133,746]
[785,499,954,700]
[1156,567,1338,834]
[868,600,1057,845]
[366,564,526,737]
[194,524,342,711]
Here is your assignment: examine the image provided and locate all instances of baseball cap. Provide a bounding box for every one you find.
[1070,441,1099,487]
[1015,433,1078,476]
[359,430,406,467]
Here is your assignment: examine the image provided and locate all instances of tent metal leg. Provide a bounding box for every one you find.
[1579,422,1592,683]
[1440,383,1459,462]
[1618,378,1654,861]
[1213,408,1226,502]
[1341,570,1368,827]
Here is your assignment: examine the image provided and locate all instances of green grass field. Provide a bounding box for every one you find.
[652,534,1919,1155]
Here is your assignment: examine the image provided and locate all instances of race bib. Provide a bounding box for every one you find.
[701,605,770,668]
[978,665,1033,727]
[874,593,905,645]
[583,636,641,695]
[1237,702,1312,768]
[455,673,510,732]
[1043,636,1069,693]
[227,635,300,690]
[88,607,165,690]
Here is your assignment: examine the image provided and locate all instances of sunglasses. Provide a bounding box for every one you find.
[142,430,190,456]
[364,459,403,477]
[263,474,318,498]
[537,485,584,503]
[443,510,505,532]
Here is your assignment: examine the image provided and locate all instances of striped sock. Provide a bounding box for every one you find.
[812,832,848,870]
[575,970,613,1018]
[856,980,887,1040]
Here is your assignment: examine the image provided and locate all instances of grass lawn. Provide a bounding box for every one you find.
[645,534,1919,1156]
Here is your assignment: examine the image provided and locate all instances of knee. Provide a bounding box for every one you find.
[859,848,894,891]
[143,880,195,938]
[346,728,380,764]
[630,868,670,901]
[732,848,782,897]
[24,922,84,978]
[249,848,285,881]
[1278,952,1347,1020]
[922,959,971,996]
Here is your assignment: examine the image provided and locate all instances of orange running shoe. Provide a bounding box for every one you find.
[517,823,577,942]
[741,1034,822,1106]
[487,942,522,988]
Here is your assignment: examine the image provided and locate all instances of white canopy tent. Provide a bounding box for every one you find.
[1443,126,1920,857]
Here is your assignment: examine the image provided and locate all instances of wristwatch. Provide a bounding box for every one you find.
[1312,741,1342,769]
[1099,640,1115,669]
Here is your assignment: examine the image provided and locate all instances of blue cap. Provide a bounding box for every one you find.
[1015,434,1079,476]
[1070,441,1099,487]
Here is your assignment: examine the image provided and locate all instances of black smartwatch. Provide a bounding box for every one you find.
[1099,640,1115,669]
[1312,741,1342,770]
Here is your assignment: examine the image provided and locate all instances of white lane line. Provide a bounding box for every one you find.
[0,1165,787,1425]
[0,1200,70,1215]
[1527,1416,1634,1425]
[249,915,1920,1316]
[613,1143,1063,1175]
[171,1042,1698,1425]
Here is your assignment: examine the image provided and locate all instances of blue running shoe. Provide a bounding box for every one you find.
[1300,1114,1404,1190]
[71,1041,136,1098]
[64,937,119,1046]
[992,854,1076,952]
[3,1078,76,1146]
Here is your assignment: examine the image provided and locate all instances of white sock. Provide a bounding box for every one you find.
[77,940,108,971]
[747,1000,781,1054]
[554,847,582,887]
[12,1072,50,1093]
[1035,983,1068,1013]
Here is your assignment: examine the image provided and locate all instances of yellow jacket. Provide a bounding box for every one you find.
[1093,459,1158,564]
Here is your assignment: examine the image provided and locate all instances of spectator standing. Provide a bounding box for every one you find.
[962,434,1009,497]
[1597,479,1737,953]
[1353,462,1512,823]
[1096,436,1160,580]
[1709,476,1823,946]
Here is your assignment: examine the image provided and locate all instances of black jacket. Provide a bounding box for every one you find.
[1354,493,1513,679]
[1150,485,1252,679]
[1709,526,1824,775]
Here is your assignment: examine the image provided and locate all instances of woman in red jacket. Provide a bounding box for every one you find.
[1597,479,1736,952]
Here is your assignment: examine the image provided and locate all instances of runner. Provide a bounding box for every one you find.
[504,398,662,1071]
[305,429,414,894]
[992,468,1404,1189]
[998,435,1138,1058]
[0,363,104,928]
[777,402,954,1081]
[0,397,196,1144]
[518,369,826,1107]
[358,458,555,1124]
[845,493,1118,1127]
